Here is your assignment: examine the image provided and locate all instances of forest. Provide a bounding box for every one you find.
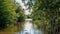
[0,0,60,34]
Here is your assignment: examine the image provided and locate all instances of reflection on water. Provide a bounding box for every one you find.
[16,19,44,34]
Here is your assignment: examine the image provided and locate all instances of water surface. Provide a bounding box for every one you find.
[16,19,44,34]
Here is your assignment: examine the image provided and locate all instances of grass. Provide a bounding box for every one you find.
[0,22,24,34]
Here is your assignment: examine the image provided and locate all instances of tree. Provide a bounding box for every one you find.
[22,0,60,34]
[0,0,18,30]
[15,2,26,22]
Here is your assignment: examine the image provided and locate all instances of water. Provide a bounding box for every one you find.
[16,19,44,34]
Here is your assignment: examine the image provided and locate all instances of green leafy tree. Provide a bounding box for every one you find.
[22,0,60,34]
[15,3,26,22]
[0,0,18,30]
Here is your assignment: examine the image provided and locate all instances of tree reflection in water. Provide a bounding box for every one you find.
[16,19,44,34]
[25,32,29,34]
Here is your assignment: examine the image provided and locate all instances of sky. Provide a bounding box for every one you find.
[16,0,31,15]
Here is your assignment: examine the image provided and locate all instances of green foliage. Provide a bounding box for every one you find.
[15,3,26,22]
[0,0,18,30]
[22,0,60,34]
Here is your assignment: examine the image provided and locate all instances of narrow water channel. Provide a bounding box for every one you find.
[16,19,44,34]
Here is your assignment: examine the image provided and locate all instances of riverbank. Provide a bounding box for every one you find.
[0,22,24,34]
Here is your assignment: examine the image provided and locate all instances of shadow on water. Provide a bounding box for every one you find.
[16,19,44,34]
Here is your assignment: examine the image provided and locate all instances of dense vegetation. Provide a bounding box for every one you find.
[0,0,60,34]
[0,0,25,31]
[0,0,18,30]
[15,3,26,22]
[22,0,60,34]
